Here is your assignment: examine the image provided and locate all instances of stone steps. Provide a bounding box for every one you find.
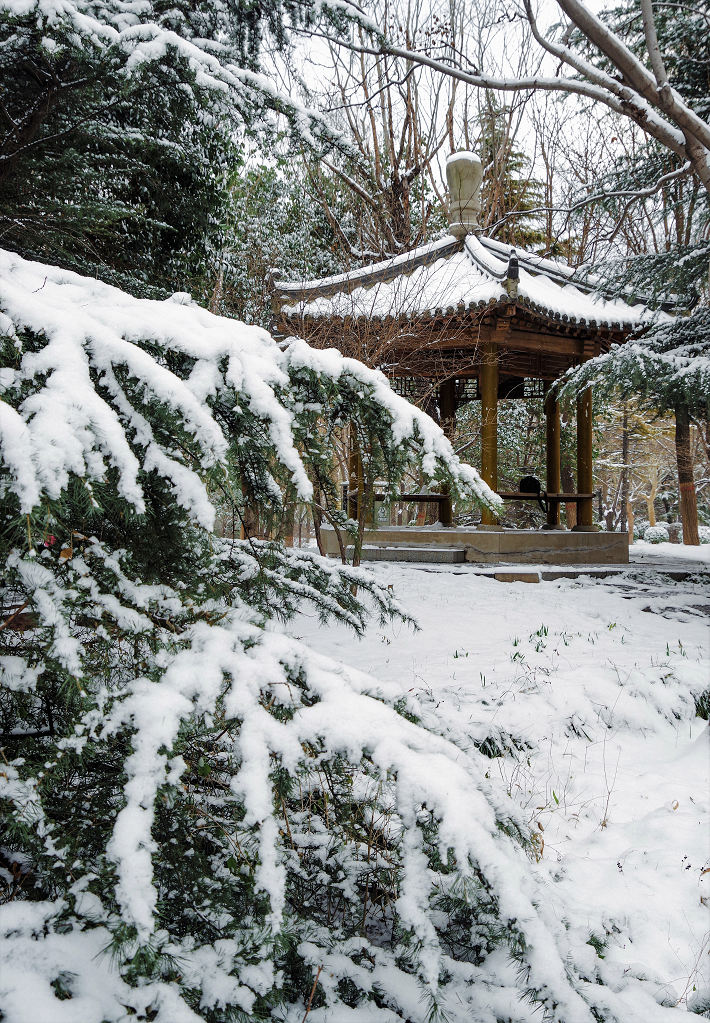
[349,549,710,583]
[323,525,630,566]
[355,545,466,564]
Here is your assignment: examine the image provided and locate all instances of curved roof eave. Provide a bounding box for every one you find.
[273,233,671,331]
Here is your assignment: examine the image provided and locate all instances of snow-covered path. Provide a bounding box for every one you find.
[285,558,710,1014]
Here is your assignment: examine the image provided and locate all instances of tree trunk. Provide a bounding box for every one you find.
[619,405,629,533]
[282,507,294,547]
[561,458,576,529]
[646,484,657,527]
[312,495,325,557]
[675,404,700,545]
[626,501,634,545]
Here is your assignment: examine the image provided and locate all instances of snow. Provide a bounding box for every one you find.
[282,560,710,1017]
[631,540,710,565]
[277,231,657,327]
[285,245,502,320]
[0,901,204,1023]
[0,248,496,521]
[274,234,460,293]
[446,150,482,168]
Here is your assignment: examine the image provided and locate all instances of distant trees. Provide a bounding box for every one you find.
[594,403,678,536]
[296,0,457,260]
[324,0,710,193]
[307,0,709,542]
[209,158,345,323]
[561,310,709,543]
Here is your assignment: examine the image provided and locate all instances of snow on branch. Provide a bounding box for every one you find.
[0,248,495,524]
[0,252,690,1023]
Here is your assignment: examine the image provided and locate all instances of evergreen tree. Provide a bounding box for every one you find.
[0,248,560,1023]
[0,0,343,296]
[211,157,346,324]
[1,249,674,1023]
[569,0,709,305]
[477,97,545,250]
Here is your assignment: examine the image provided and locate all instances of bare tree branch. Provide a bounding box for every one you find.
[310,0,710,193]
[487,160,693,236]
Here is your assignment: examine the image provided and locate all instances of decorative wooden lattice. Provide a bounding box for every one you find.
[523,377,545,398]
[389,376,432,403]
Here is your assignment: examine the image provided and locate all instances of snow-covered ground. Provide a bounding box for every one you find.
[284,557,710,1014]
[631,540,710,567]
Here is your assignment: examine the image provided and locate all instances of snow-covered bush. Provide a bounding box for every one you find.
[633,519,650,541]
[698,525,710,544]
[0,250,620,1023]
[644,524,670,543]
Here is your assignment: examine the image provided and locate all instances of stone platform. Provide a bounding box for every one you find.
[321,525,629,566]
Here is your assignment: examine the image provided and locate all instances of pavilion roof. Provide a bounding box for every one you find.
[273,234,663,332]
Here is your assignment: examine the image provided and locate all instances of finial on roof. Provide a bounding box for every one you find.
[505,248,519,298]
[446,151,482,239]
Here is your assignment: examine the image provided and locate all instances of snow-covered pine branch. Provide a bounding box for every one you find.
[0,0,362,296]
[1,250,696,1021]
[0,249,567,1023]
[559,307,710,545]
[558,306,710,416]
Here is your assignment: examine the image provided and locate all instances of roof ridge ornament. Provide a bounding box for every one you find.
[505,248,519,299]
[446,151,482,239]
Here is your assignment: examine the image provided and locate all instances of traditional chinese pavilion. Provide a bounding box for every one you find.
[271,153,657,566]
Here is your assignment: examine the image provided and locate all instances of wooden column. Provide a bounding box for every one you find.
[438,378,457,527]
[544,387,561,527]
[480,342,499,526]
[576,385,594,529]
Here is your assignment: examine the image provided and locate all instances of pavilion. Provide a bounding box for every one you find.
[271,153,659,566]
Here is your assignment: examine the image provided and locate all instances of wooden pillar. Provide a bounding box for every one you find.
[438,378,457,527]
[480,342,499,526]
[576,385,594,529]
[544,387,561,527]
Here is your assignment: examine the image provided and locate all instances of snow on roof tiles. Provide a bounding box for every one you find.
[274,234,658,330]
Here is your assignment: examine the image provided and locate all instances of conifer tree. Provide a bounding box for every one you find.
[1,249,672,1023]
[477,96,545,249]
[0,0,344,295]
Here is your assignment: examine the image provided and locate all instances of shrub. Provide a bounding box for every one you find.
[644,524,670,543]
[633,519,649,541]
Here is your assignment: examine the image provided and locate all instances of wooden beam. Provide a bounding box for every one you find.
[498,492,594,501]
[368,326,587,357]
